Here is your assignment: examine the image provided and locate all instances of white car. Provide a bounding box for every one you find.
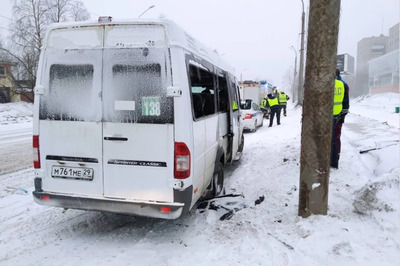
[240,99,264,132]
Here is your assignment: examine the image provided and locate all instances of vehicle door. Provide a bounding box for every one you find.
[252,102,263,126]
[101,25,175,202]
[227,78,242,161]
[38,33,104,196]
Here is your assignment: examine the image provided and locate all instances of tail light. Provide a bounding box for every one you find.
[174,142,190,179]
[243,113,253,120]
[33,135,40,169]
[160,206,171,213]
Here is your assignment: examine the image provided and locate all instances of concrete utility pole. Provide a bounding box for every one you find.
[298,0,341,217]
[297,0,306,106]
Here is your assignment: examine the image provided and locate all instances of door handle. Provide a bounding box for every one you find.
[104,137,128,141]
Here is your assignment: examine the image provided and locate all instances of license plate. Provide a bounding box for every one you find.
[51,166,94,180]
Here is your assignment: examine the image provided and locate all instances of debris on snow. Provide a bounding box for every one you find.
[353,180,397,214]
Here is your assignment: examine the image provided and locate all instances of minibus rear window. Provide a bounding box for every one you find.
[40,64,97,121]
[103,62,173,124]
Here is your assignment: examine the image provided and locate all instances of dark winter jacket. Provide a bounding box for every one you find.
[337,76,350,123]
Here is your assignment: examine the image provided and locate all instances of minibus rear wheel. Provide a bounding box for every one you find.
[238,134,244,153]
[213,161,224,197]
[205,161,224,199]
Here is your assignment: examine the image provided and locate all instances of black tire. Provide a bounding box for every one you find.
[253,120,258,132]
[238,134,244,153]
[212,162,224,197]
[204,161,224,199]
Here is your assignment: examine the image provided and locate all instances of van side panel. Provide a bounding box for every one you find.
[204,116,219,189]
[192,119,206,197]
[167,48,200,207]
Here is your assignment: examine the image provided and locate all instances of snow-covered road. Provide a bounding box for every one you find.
[0,127,31,145]
[0,125,32,175]
[0,102,33,175]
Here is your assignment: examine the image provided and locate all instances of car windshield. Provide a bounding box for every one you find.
[240,99,252,110]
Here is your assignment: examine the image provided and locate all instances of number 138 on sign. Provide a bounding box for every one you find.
[142,97,161,116]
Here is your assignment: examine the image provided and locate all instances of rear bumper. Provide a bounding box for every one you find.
[241,118,255,130]
[33,180,192,220]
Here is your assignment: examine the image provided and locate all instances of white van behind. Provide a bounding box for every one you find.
[32,18,244,219]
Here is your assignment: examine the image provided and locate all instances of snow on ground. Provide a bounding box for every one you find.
[351,93,399,128]
[0,102,33,175]
[0,101,33,126]
[0,94,399,266]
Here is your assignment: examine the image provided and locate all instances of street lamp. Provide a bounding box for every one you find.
[290,46,297,103]
[138,5,155,18]
[298,0,306,105]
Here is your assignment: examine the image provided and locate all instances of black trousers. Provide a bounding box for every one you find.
[281,104,287,115]
[331,116,339,168]
[269,106,281,126]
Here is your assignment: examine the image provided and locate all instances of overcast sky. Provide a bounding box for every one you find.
[0,0,399,86]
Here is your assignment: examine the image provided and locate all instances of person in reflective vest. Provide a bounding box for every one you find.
[278,91,290,116]
[260,97,269,118]
[232,100,238,110]
[335,69,350,162]
[266,93,280,127]
[331,73,345,169]
[260,98,267,109]
[272,86,280,97]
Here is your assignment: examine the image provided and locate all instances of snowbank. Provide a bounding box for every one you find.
[0,102,33,125]
[351,92,399,128]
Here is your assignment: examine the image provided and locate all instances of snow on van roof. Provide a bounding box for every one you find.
[44,18,235,75]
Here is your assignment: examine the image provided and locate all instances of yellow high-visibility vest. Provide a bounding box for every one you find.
[232,100,238,110]
[333,79,345,115]
[278,93,287,104]
[267,97,279,107]
[261,99,267,108]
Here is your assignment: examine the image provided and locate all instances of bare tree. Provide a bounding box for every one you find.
[44,0,90,23]
[44,0,70,22]
[298,0,341,218]
[69,1,90,21]
[11,0,47,78]
[4,0,90,102]
[281,67,294,98]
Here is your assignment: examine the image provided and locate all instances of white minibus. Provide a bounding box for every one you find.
[32,17,244,219]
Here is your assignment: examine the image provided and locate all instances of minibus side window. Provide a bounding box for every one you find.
[229,81,240,112]
[217,75,228,112]
[189,64,215,119]
[40,64,96,121]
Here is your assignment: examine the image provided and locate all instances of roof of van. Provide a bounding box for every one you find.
[44,18,235,75]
